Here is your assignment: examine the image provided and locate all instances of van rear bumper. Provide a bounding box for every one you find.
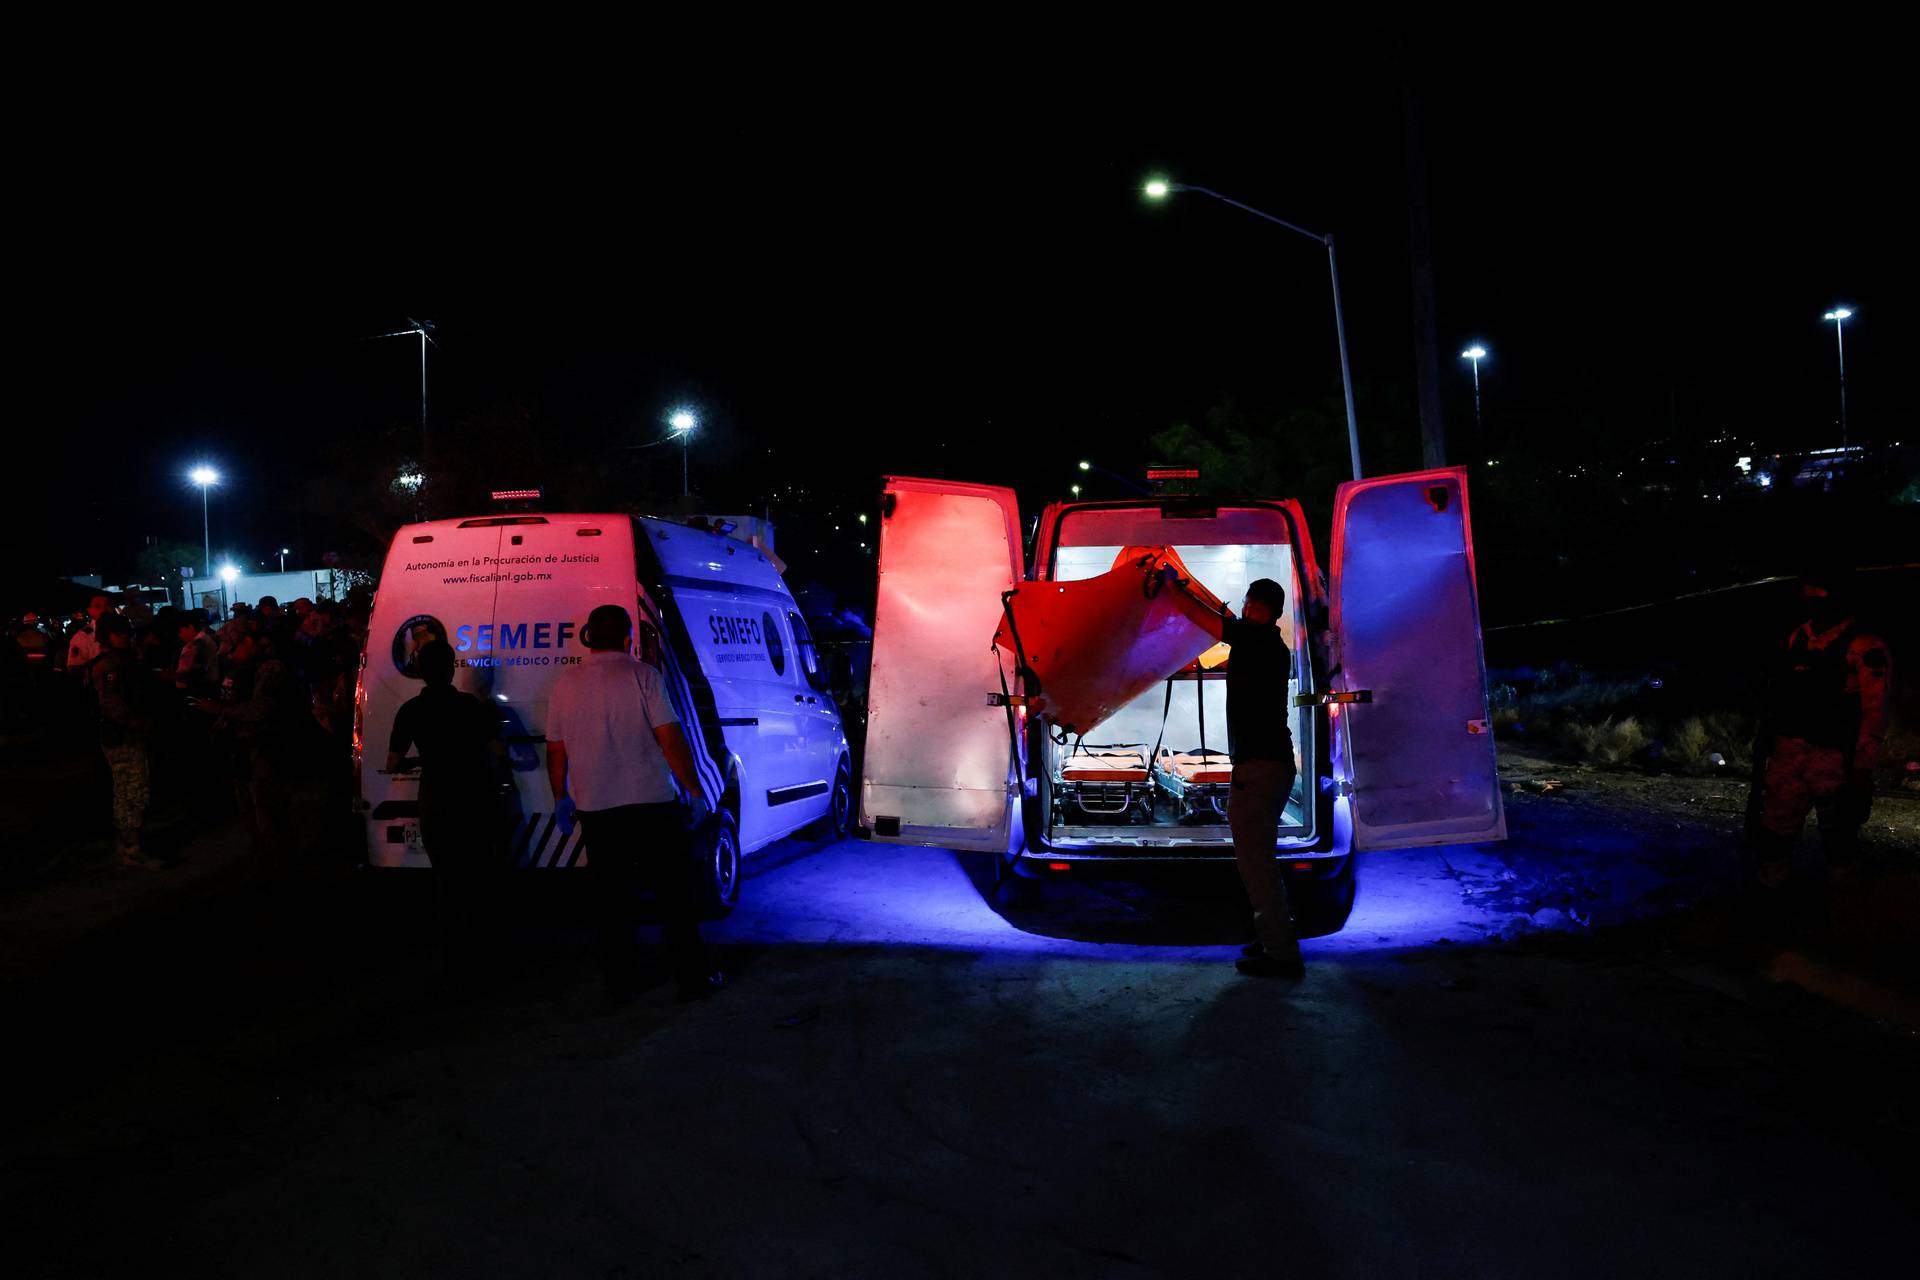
[1012,842,1345,877]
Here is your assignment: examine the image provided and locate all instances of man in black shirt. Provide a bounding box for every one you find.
[1221,578,1304,979]
[386,640,507,979]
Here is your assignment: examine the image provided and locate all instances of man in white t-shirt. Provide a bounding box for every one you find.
[66,594,112,676]
[547,604,719,1001]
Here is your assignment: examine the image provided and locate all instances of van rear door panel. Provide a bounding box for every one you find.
[361,521,507,868]
[861,478,1023,852]
[1330,467,1505,849]
[481,516,637,866]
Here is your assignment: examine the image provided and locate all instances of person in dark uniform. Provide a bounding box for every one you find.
[91,613,167,870]
[1750,568,1893,893]
[1221,578,1304,979]
[386,640,507,979]
[193,627,301,862]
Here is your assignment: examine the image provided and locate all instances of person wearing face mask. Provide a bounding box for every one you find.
[1748,566,1892,893]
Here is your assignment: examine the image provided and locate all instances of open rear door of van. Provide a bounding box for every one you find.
[861,477,1023,852]
[1329,467,1506,849]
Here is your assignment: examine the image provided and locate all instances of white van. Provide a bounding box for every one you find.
[355,510,852,910]
[858,468,1506,931]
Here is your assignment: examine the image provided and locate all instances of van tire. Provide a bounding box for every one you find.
[700,807,743,918]
[812,759,853,841]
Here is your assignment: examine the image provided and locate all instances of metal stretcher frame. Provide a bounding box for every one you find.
[1057,744,1154,821]
[1153,747,1233,821]
[1148,668,1233,821]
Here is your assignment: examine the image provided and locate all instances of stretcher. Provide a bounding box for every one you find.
[1057,744,1153,821]
[1154,747,1233,820]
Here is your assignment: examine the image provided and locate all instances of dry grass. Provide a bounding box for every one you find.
[1565,716,1650,765]
[1495,665,1768,772]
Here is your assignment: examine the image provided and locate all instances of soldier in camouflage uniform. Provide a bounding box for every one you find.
[91,613,166,870]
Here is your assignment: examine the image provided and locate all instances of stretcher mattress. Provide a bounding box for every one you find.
[1061,747,1150,783]
[1162,750,1232,785]
[994,546,1228,737]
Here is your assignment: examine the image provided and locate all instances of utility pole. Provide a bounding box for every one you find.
[1405,85,1448,470]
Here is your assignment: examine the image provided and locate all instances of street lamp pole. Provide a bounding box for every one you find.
[668,410,698,498]
[189,466,219,581]
[369,318,436,503]
[1145,180,1363,480]
[1823,309,1852,446]
[1461,346,1487,435]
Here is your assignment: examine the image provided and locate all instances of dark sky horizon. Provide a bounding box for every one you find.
[23,71,1908,583]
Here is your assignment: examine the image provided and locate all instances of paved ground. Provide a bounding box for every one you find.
[4,769,1917,1277]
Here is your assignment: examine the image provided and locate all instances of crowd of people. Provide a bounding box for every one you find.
[9,589,724,1002]
[5,590,369,870]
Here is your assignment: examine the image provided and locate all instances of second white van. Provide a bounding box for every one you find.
[355,509,852,911]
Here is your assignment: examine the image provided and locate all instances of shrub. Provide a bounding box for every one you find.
[1668,716,1712,769]
[1566,715,1650,765]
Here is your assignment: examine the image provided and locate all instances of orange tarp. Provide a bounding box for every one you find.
[994,546,1227,737]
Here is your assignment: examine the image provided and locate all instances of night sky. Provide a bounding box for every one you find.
[25,72,1907,587]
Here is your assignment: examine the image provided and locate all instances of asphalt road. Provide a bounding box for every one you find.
[4,794,1916,1277]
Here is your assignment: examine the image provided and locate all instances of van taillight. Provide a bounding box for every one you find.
[1047,862,1071,872]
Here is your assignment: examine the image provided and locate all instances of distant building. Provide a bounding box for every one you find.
[190,567,352,617]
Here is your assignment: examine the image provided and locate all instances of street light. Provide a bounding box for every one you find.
[188,465,220,581]
[668,408,697,497]
[1823,308,1853,445]
[1144,177,1363,479]
[279,547,291,572]
[1070,483,1082,497]
[219,563,239,619]
[1075,459,1150,495]
[1460,345,1487,435]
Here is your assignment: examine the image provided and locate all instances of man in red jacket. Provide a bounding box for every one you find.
[1751,568,1893,892]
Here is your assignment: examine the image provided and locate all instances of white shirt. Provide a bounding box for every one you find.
[67,626,101,672]
[546,651,681,811]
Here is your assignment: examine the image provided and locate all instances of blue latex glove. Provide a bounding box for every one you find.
[554,796,577,834]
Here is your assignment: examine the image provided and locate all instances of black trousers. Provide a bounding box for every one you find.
[421,790,508,975]
[580,801,703,989]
